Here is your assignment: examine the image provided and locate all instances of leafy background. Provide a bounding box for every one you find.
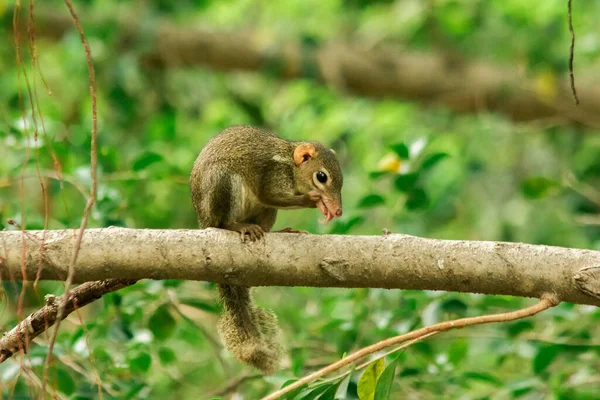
[1,0,600,398]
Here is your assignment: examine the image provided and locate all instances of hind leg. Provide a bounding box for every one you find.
[253,207,278,233]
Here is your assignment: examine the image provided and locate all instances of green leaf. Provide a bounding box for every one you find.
[394,173,419,192]
[399,367,420,377]
[463,372,502,386]
[357,194,385,208]
[129,351,152,373]
[281,379,307,399]
[374,355,399,400]
[132,151,163,171]
[533,345,560,374]
[335,373,352,399]
[405,188,429,210]
[291,348,306,376]
[448,339,469,365]
[56,368,76,395]
[440,298,468,317]
[158,346,177,365]
[358,358,385,400]
[111,292,123,307]
[412,342,434,358]
[298,383,334,400]
[99,145,120,173]
[507,320,534,338]
[69,327,85,346]
[317,383,339,400]
[421,152,449,170]
[163,279,183,288]
[369,171,390,180]
[179,297,221,314]
[125,383,147,398]
[92,347,112,364]
[390,143,410,159]
[508,378,538,397]
[521,177,560,199]
[148,305,177,340]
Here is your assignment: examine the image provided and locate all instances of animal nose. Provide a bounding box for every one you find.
[335,208,343,217]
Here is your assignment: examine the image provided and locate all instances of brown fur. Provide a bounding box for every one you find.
[190,125,343,373]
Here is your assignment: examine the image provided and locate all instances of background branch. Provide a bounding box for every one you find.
[6,7,600,127]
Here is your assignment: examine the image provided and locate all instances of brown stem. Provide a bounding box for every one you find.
[568,0,579,105]
[262,294,560,400]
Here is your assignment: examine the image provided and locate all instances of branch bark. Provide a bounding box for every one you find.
[1,228,600,306]
[7,8,600,127]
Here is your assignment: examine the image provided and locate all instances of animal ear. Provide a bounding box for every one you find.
[293,143,317,166]
[329,148,337,155]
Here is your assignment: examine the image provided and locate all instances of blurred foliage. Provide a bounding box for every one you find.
[1,0,600,399]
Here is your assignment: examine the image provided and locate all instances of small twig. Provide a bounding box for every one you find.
[262,294,560,400]
[564,172,600,207]
[13,366,70,400]
[0,172,88,202]
[49,352,118,396]
[72,299,105,400]
[44,0,99,389]
[575,214,600,226]
[568,0,579,105]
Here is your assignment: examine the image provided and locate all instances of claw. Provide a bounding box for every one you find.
[242,225,265,242]
[229,223,265,242]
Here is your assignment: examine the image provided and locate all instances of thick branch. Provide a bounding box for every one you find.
[1,228,600,306]
[0,279,136,362]
[7,8,600,127]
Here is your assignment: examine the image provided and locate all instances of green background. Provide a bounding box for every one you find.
[1,0,600,398]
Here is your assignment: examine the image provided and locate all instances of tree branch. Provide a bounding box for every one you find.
[1,228,600,306]
[0,278,137,363]
[6,8,600,127]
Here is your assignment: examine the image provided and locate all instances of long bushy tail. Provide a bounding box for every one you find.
[217,284,284,374]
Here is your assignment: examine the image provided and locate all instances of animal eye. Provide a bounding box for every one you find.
[316,171,328,183]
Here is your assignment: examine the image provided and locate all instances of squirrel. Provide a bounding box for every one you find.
[189,125,344,374]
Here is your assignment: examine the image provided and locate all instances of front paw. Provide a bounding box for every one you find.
[307,190,321,202]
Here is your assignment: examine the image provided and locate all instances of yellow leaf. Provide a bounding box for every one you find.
[358,358,385,400]
[533,70,557,102]
[377,153,401,173]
